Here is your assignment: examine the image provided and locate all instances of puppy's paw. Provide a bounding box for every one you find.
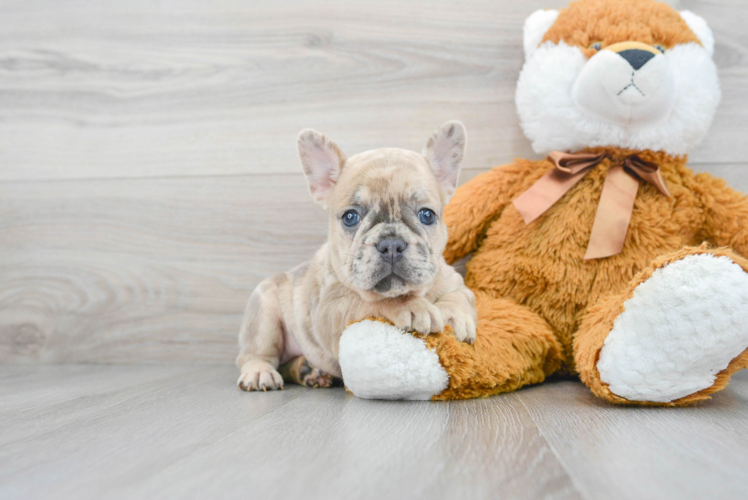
[279,355,338,388]
[384,297,444,335]
[438,304,477,343]
[237,362,284,392]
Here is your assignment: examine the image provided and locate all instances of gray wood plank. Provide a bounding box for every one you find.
[0,365,200,448]
[0,364,581,500]
[125,394,579,500]
[0,0,746,182]
[516,371,748,500]
[0,364,194,416]
[3,364,747,500]
[0,174,327,363]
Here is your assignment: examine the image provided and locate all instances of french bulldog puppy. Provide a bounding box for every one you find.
[237,121,477,391]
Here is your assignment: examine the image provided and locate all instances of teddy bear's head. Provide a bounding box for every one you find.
[516,0,720,156]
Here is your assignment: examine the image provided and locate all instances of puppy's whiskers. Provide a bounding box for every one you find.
[340,270,358,289]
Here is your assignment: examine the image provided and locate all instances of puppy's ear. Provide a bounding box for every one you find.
[422,121,466,199]
[297,129,347,206]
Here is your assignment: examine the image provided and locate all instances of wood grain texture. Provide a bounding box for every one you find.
[517,373,748,500]
[1,364,747,500]
[0,0,746,182]
[0,175,327,362]
[1,0,748,363]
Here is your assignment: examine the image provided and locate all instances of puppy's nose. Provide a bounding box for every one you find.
[618,49,655,71]
[376,238,407,263]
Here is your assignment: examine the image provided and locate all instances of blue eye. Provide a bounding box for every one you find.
[342,210,360,227]
[418,209,436,225]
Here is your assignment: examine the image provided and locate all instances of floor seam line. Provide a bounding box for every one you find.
[514,392,593,500]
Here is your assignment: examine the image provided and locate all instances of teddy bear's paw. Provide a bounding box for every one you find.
[338,319,449,400]
[597,254,748,403]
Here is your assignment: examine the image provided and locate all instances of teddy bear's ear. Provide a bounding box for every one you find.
[680,11,715,56]
[523,9,559,59]
[297,129,347,206]
[422,121,467,199]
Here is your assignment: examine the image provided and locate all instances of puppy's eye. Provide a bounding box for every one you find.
[589,42,602,51]
[653,44,666,53]
[418,209,436,225]
[342,210,360,228]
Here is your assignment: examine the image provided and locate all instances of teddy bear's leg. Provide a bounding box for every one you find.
[575,246,748,406]
[429,290,564,400]
[339,291,563,400]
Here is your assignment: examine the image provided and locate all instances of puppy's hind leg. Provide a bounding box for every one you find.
[236,276,286,391]
[278,356,341,388]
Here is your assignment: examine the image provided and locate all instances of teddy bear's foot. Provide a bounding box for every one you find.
[578,247,748,405]
[339,319,449,400]
[340,293,564,401]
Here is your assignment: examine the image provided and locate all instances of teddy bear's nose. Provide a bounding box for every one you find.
[618,49,655,71]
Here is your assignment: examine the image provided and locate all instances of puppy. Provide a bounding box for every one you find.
[237,121,477,391]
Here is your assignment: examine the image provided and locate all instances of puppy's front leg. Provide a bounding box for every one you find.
[433,267,477,343]
[375,297,445,336]
[435,287,477,343]
[236,277,286,391]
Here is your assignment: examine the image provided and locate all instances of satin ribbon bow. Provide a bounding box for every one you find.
[512,151,671,260]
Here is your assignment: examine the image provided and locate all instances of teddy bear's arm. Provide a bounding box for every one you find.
[698,172,748,256]
[444,161,529,264]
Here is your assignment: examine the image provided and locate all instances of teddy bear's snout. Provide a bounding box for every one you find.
[571,40,676,127]
[617,48,656,70]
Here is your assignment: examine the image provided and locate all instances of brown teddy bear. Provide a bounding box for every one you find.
[338,0,748,406]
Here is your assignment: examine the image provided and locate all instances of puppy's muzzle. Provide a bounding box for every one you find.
[376,238,407,264]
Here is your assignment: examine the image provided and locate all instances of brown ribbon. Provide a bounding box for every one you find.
[512,151,670,260]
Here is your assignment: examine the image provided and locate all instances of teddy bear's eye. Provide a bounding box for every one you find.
[653,44,666,53]
[589,42,602,51]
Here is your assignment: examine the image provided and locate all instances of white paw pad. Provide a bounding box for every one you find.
[339,320,449,400]
[598,254,748,402]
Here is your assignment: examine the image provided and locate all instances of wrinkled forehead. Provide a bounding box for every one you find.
[542,0,700,57]
[332,148,442,210]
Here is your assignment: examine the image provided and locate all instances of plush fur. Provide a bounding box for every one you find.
[339,319,449,400]
[517,1,720,156]
[596,253,748,402]
[338,0,748,405]
[541,0,700,52]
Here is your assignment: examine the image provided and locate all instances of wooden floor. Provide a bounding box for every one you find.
[1,364,747,500]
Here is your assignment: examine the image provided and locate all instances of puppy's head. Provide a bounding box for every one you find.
[298,121,466,300]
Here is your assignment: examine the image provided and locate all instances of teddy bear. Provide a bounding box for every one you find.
[337,0,748,406]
